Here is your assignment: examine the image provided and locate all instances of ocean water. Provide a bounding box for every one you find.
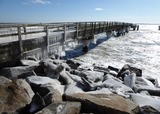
[66,25,160,79]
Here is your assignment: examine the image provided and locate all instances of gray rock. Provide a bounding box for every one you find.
[124,73,136,88]
[0,66,36,80]
[0,79,34,114]
[117,64,142,79]
[27,56,38,61]
[59,71,74,85]
[131,93,160,112]
[26,76,64,95]
[36,102,81,114]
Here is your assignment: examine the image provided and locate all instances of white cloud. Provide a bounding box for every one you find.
[95,8,104,11]
[32,0,50,4]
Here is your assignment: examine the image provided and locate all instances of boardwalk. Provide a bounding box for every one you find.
[0,21,138,68]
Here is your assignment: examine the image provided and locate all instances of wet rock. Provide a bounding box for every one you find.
[59,71,74,85]
[26,76,64,95]
[117,64,142,79]
[0,79,34,114]
[124,73,136,88]
[139,105,160,114]
[0,76,11,84]
[65,93,139,114]
[131,93,160,112]
[0,66,36,80]
[36,102,81,114]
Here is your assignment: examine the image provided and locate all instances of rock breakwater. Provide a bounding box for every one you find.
[0,55,160,114]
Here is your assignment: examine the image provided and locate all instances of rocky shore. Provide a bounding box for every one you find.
[0,55,160,114]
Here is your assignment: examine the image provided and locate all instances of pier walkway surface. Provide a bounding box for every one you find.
[0,21,138,68]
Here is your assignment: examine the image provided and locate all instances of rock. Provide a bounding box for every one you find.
[49,54,59,60]
[43,90,62,105]
[124,73,136,88]
[0,76,11,84]
[117,64,142,79]
[0,66,36,80]
[155,77,160,88]
[93,65,110,74]
[59,71,74,85]
[135,77,155,87]
[90,74,133,96]
[83,70,104,82]
[20,92,46,114]
[65,93,139,114]
[139,105,160,114]
[66,59,81,69]
[40,59,64,79]
[108,65,119,73]
[26,76,64,95]
[131,93,160,112]
[20,60,39,66]
[64,82,85,95]
[0,79,34,114]
[27,56,38,61]
[36,102,81,114]
[133,84,160,96]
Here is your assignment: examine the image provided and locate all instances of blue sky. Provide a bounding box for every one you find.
[0,0,160,23]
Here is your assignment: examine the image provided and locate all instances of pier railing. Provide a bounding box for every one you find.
[0,21,135,68]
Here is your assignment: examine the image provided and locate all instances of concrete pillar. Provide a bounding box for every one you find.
[106,31,112,39]
[158,26,160,31]
[82,46,88,52]
[137,25,139,31]
[17,27,23,55]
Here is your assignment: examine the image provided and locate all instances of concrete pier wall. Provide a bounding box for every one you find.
[0,22,137,68]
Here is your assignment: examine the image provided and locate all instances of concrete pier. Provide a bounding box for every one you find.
[0,21,137,68]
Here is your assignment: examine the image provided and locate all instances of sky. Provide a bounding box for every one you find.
[0,0,160,23]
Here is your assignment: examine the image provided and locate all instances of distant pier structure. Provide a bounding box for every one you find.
[0,21,138,68]
[159,26,160,31]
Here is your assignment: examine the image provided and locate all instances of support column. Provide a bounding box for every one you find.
[159,26,160,31]
[46,26,49,54]
[18,27,23,56]
[76,23,79,39]
[64,24,66,42]
[106,30,112,39]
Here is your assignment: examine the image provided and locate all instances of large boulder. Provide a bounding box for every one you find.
[139,105,160,114]
[59,71,74,85]
[36,102,81,114]
[0,66,36,80]
[26,76,64,96]
[0,79,34,114]
[65,93,139,114]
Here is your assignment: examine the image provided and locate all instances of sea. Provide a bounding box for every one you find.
[64,25,160,79]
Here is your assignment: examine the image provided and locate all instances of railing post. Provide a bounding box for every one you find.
[17,26,23,56]
[46,25,49,54]
[76,23,79,39]
[64,24,66,42]
[84,22,87,37]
